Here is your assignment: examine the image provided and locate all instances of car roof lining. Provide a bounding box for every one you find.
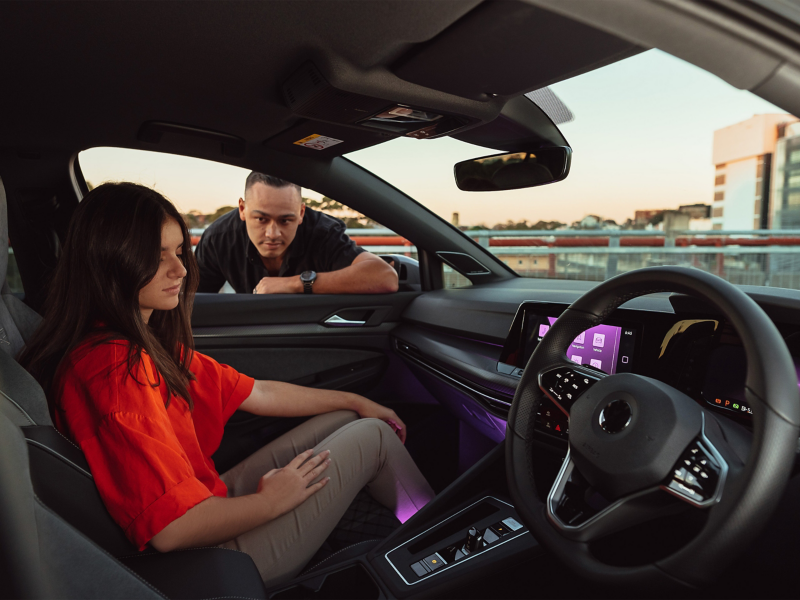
[0,0,644,178]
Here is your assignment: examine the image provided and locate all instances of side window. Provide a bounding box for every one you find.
[78,148,410,293]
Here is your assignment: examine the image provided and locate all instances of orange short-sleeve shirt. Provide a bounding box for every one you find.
[54,338,255,550]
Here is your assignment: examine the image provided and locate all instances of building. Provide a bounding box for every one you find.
[634,209,663,227]
[678,203,711,219]
[769,121,800,229]
[711,114,797,230]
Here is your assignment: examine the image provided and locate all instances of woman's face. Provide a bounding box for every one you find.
[138,218,187,322]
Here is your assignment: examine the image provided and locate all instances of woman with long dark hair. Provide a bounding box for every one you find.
[19,182,434,587]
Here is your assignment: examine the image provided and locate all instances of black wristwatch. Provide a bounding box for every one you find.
[300,270,317,294]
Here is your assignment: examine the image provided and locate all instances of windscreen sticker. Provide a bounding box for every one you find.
[293,134,344,150]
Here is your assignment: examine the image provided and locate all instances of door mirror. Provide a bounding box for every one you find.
[453,147,571,192]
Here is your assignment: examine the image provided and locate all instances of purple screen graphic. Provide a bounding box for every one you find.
[541,317,622,375]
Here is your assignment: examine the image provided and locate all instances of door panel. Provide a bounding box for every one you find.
[192,292,420,328]
[193,291,424,471]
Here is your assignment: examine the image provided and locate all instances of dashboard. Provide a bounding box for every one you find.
[393,279,800,455]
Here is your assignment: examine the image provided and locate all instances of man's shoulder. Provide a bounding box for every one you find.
[304,207,347,234]
[201,208,242,241]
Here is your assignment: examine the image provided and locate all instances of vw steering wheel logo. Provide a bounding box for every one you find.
[599,400,632,434]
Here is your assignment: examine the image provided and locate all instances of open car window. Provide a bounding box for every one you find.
[349,49,800,291]
[78,148,410,293]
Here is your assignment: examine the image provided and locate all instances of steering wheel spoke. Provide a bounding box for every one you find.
[547,452,687,543]
[538,363,605,417]
[659,413,728,507]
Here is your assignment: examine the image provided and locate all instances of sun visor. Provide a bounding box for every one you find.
[265,62,484,157]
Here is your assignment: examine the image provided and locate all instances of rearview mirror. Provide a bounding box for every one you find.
[453,147,571,192]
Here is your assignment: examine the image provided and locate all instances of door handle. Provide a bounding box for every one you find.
[324,314,367,327]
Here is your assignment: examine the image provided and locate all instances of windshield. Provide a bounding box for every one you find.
[348,50,800,290]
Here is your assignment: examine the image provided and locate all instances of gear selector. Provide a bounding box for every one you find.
[463,527,484,555]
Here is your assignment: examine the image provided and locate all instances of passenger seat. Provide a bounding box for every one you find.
[0,178,268,599]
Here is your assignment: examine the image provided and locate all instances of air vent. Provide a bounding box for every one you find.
[436,252,491,276]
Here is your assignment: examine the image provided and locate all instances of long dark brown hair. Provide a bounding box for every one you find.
[18,182,199,411]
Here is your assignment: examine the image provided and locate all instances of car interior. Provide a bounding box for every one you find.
[2,1,800,598]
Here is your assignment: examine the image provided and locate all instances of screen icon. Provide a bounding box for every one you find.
[592,333,605,348]
[574,332,585,345]
[538,324,550,337]
[590,359,602,369]
[570,355,583,365]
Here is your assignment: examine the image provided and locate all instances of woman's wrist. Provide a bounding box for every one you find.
[346,393,369,415]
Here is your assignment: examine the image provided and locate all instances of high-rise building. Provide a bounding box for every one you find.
[711,114,797,230]
[769,121,800,229]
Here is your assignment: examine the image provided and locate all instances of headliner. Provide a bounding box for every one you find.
[0,1,636,163]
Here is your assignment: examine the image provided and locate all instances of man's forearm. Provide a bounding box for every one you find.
[150,494,273,552]
[313,259,398,294]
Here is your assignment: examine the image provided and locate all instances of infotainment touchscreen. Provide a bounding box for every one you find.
[500,304,637,376]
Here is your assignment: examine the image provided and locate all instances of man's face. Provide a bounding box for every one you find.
[239,182,305,260]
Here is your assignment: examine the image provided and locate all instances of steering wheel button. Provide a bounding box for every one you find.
[667,479,704,502]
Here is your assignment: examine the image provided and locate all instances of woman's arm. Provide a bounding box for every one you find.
[238,381,407,443]
[150,449,330,552]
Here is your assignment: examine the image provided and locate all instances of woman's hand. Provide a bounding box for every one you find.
[351,396,407,443]
[255,449,331,519]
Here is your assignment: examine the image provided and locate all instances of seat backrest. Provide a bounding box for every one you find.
[0,411,165,599]
[0,177,50,430]
[0,176,43,357]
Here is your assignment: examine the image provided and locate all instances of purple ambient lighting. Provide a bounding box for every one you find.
[393,480,435,524]
[546,317,622,375]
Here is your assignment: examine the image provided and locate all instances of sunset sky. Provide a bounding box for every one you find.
[80,50,791,227]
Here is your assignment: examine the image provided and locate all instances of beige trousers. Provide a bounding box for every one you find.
[219,410,435,587]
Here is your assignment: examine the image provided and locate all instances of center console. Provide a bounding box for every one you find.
[385,497,526,585]
[265,444,541,599]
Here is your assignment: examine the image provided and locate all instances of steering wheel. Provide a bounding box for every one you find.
[506,266,800,589]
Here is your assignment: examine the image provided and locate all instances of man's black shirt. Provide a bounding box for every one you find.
[195,207,365,293]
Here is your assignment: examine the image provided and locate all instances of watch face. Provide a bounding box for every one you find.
[300,270,316,283]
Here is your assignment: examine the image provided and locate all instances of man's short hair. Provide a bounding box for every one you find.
[244,171,301,197]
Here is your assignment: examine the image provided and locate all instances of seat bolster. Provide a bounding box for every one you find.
[23,425,140,557]
[0,348,52,425]
[119,548,268,600]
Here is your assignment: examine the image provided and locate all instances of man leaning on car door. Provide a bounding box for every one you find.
[195,171,398,295]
